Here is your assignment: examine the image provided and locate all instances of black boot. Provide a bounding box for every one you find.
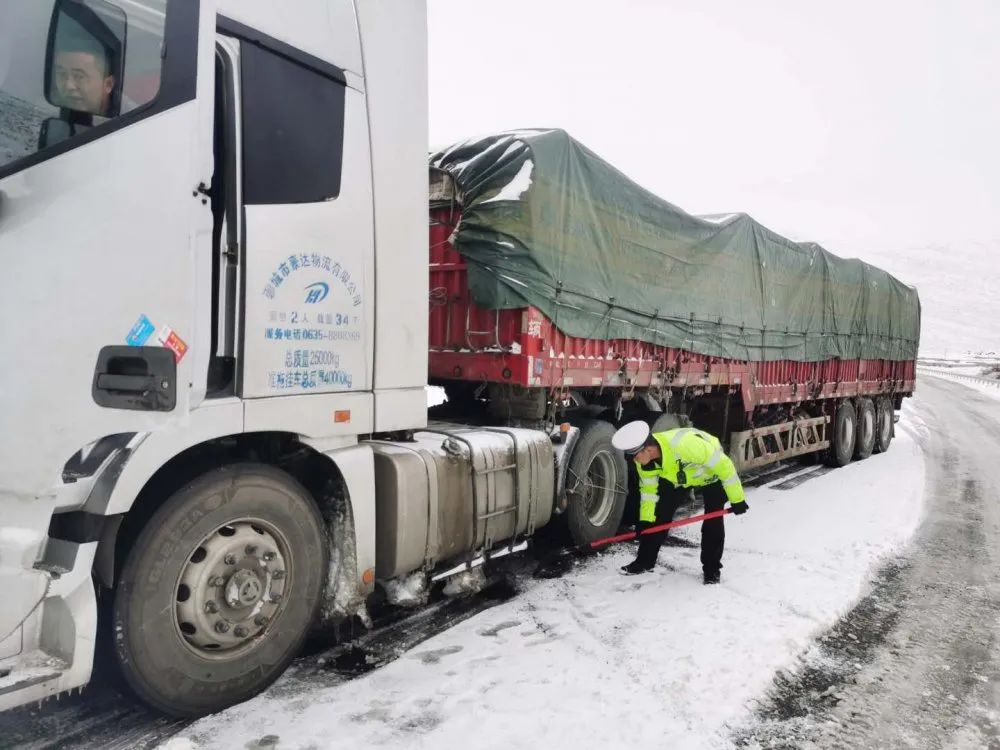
[703,570,721,585]
[620,558,654,576]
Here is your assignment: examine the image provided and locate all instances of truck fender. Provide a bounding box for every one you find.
[299,440,377,617]
[92,515,124,589]
[552,425,581,513]
[88,400,244,518]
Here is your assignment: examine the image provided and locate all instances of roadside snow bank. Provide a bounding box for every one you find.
[164,418,925,750]
[918,367,1000,402]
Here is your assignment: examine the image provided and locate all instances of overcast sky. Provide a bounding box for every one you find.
[428,0,1000,256]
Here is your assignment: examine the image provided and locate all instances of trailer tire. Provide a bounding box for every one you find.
[113,464,328,717]
[853,398,877,460]
[874,396,894,453]
[650,413,684,433]
[565,420,628,545]
[826,400,857,467]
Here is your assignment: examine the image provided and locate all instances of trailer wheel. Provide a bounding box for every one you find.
[565,420,628,545]
[650,413,683,433]
[853,398,877,460]
[113,464,328,717]
[874,396,894,453]
[826,400,857,467]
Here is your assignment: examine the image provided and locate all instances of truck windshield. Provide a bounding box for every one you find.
[0,0,168,172]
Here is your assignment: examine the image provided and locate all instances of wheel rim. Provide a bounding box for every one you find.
[174,518,291,659]
[879,406,892,442]
[863,409,874,443]
[581,450,618,527]
[841,415,855,451]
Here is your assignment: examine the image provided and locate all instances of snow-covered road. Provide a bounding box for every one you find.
[158,415,927,749]
[741,374,1000,748]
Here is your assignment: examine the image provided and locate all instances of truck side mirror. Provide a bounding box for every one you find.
[44,0,128,119]
[38,118,75,150]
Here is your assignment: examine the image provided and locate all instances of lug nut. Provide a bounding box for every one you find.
[211,576,226,587]
[205,600,218,614]
[224,554,237,565]
[234,626,248,638]
[245,544,258,555]
[272,570,285,581]
[262,551,276,562]
[254,615,268,627]
[270,593,282,604]
[214,621,230,634]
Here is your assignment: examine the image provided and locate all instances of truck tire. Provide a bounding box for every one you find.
[826,400,857,467]
[113,464,328,717]
[874,395,894,453]
[853,398,876,460]
[565,420,628,545]
[650,413,683,433]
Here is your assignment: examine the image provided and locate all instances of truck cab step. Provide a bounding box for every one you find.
[431,540,529,582]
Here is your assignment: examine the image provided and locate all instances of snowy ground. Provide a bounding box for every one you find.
[739,374,1000,747]
[162,411,925,750]
[917,366,1000,402]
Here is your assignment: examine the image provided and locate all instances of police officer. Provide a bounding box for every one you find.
[611,421,749,583]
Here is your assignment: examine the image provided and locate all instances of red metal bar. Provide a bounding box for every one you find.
[589,509,732,550]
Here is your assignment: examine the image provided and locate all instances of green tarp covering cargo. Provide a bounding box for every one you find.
[430,129,919,364]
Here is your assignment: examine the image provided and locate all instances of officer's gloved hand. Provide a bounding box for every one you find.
[729,501,749,515]
[634,521,652,537]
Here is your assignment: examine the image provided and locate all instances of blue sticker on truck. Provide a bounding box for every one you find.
[126,314,156,346]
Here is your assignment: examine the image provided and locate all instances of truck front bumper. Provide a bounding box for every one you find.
[0,540,97,710]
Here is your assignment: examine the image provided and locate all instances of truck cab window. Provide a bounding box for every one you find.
[0,0,167,172]
[240,42,346,205]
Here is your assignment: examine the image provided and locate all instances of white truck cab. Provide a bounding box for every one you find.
[0,0,466,716]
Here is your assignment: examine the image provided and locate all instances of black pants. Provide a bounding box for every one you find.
[636,481,726,574]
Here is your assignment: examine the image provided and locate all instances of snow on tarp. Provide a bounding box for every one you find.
[479,159,533,204]
[431,129,921,362]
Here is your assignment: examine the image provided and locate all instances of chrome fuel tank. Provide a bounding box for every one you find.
[366,424,554,579]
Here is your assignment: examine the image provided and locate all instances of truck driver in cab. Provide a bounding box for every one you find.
[51,36,116,117]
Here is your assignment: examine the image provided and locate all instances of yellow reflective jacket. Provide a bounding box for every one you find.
[635,428,746,523]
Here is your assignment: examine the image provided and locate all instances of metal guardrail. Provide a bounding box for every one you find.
[917,366,1000,388]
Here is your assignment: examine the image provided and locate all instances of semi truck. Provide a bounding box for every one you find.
[0,0,918,719]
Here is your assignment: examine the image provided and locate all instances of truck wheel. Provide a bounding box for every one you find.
[853,398,876,460]
[650,413,683,433]
[565,420,628,545]
[113,464,328,717]
[874,396,894,453]
[825,400,857,467]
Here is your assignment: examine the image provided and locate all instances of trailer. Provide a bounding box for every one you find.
[428,132,917,529]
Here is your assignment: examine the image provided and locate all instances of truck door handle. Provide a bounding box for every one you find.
[92,346,176,412]
[95,374,160,393]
